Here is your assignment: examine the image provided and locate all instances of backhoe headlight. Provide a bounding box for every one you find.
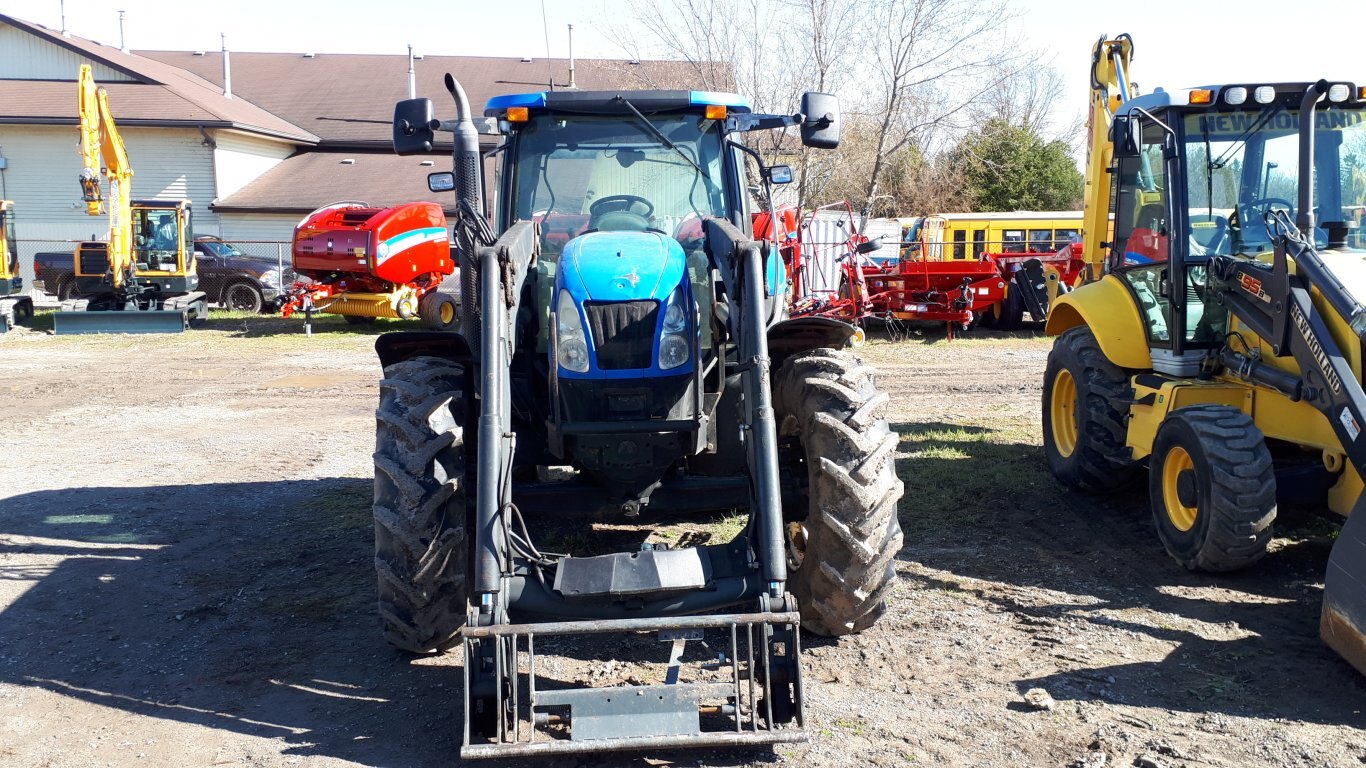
[556,289,590,373]
[658,283,692,370]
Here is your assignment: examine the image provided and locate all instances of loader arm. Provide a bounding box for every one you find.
[1081,35,1134,281]
[77,64,134,290]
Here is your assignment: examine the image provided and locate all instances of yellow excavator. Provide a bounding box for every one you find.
[1043,35,1366,674]
[55,65,207,334]
[0,200,34,332]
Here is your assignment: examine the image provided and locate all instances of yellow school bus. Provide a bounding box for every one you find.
[915,211,1084,261]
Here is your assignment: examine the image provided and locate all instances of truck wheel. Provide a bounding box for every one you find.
[1150,405,1275,571]
[419,291,460,332]
[224,281,263,313]
[373,356,471,652]
[775,348,904,636]
[1042,326,1139,491]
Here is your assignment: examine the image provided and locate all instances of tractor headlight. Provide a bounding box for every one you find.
[556,289,590,373]
[658,284,691,370]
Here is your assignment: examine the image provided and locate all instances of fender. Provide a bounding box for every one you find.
[375,330,473,370]
[1044,274,1152,370]
[767,316,858,370]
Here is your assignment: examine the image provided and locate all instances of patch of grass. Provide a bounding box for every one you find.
[833,716,866,735]
[893,417,1049,538]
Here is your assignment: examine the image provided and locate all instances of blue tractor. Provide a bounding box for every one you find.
[378,76,903,757]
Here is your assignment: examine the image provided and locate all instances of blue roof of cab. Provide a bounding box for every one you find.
[485,90,752,116]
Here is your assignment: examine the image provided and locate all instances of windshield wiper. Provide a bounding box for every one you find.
[613,96,709,179]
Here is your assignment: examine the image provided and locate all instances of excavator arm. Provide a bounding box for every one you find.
[77,64,134,290]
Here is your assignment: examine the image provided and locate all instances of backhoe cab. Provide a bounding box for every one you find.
[1044,34,1366,675]
[373,80,902,758]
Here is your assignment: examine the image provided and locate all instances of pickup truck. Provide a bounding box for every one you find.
[34,236,295,313]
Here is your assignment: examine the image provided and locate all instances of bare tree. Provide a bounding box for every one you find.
[858,0,1019,209]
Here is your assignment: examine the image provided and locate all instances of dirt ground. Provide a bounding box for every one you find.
[0,315,1363,768]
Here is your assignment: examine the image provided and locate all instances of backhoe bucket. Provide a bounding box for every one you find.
[53,309,188,335]
[1323,505,1366,675]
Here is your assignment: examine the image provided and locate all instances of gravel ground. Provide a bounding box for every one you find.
[0,317,1362,768]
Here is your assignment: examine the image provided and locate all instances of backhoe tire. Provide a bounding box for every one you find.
[994,288,1025,330]
[1042,326,1140,492]
[1149,405,1275,572]
[373,356,470,652]
[775,348,904,637]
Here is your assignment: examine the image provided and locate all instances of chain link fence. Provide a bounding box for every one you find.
[16,237,293,309]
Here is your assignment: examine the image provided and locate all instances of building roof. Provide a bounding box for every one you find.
[212,151,457,214]
[0,14,317,142]
[138,51,719,147]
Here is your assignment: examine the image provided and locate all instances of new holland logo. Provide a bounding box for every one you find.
[1292,305,1343,395]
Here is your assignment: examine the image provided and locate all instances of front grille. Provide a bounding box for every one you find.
[585,300,659,370]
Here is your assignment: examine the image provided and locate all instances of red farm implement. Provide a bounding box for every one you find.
[280,201,460,331]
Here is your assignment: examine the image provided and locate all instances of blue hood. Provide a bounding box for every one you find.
[559,231,686,302]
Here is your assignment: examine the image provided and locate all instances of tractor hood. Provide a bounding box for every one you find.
[559,231,686,302]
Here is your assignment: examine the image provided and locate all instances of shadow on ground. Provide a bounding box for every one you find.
[890,419,1366,728]
[0,480,779,767]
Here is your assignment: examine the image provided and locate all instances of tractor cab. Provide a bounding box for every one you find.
[1103,82,1366,375]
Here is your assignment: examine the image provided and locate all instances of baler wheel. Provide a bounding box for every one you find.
[775,348,904,636]
[373,356,470,652]
[1042,326,1140,491]
[419,291,460,332]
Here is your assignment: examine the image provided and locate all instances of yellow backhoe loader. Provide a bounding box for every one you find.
[55,65,207,334]
[0,200,34,332]
[1043,35,1366,675]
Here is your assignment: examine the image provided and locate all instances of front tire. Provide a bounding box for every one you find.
[1149,405,1275,571]
[224,281,264,313]
[775,348,904,636]
[1042,326,1140,491]
[373,356,470,652]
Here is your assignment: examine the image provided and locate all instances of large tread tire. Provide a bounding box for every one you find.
[775,348,904,637]
[1149,405,1275,572]
[373,356,470,652]
[1042,326,1140,492]
[994,288,1025,331]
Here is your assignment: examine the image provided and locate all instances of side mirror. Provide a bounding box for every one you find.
[1111,114,1140,158]
[428,172,456,193]
[765,165,794,184]
[799,92,840,149]
[393,98,436,155]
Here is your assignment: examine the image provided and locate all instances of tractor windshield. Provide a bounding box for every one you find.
[1183,103,1366,255]
[510,114,729,252]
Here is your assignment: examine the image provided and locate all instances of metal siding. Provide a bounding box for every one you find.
[0,124,219,283]
[212,130,294,200]
[0,23,135,82]
[217,213,300,243]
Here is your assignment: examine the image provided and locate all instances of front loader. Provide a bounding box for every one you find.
[1043,34,1366,674]
[371,78,903,758]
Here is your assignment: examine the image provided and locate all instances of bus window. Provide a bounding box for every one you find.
[1028,229,1053,253]
[953,230,967,259]
[972,228,986,258]
[1055,229,1080,250]
[1003,229,1026,253]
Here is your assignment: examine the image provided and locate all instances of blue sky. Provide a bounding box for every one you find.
[6,0,1364,134]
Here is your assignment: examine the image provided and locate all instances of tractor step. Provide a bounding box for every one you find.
[1323,508,1366,676]
[459,609,805,759]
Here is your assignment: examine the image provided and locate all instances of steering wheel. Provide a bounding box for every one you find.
[588,194,655,232]
[1243,197,1294,225]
